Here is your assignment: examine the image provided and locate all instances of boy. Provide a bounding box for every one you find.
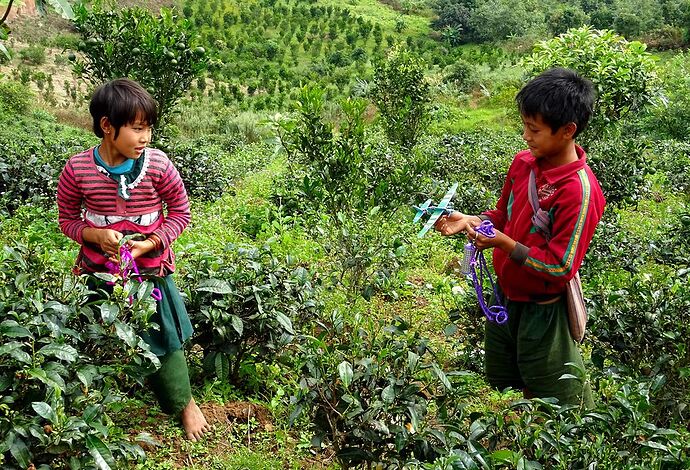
[436,67,605,406]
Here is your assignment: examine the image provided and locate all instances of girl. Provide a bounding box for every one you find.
[57,78,209,441]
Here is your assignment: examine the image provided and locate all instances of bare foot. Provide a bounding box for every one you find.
[180,398,211,441]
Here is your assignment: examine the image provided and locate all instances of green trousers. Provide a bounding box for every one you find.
[149,348,192,415]
[484,297,594,408]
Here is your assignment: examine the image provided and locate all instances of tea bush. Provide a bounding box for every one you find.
[0,243,159,468]
[428,375,689,468]
[182,243,321,386]
[292,315,457,468]
[426,131,522,215]
[0,80,33,114]
[0,112,96,215]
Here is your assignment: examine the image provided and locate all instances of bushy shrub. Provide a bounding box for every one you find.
[71,4,208,138]
[372,45,430,150]
[0,242,158,468]
[0,80,33,114]
[649,52,690,140]
[164,136,239,200]
[586,131,652,207]
[18,45,46,65]
[182,243,321,386]
[444,58,477,92]
[0,113,96,215]
[654,140,690,193]
[523,27,660,139]
[467,0,545,42]
[292,315,456,468]
[426,131,523,215]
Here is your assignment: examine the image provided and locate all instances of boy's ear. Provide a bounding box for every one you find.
[563,122,577,139]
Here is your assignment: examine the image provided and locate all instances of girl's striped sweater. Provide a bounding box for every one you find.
[57,147,190,276]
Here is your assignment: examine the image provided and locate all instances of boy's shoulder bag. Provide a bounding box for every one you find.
[528,170,587,342]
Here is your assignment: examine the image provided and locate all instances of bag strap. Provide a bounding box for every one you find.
[528,169,552,241]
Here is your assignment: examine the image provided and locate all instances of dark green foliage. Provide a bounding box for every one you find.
[182,243,321,386]
[431,377,689,467]
[372,46,430,150]
[654,140,690,193]
[444,58,477,92]
[0,111,96,215]
[586,132,652,207]
[426,131,523,215]
[71,4,208,138]
[164,136,240,201]
[524,27,660,138]
[0,242,159,468]
[292,315,456,468]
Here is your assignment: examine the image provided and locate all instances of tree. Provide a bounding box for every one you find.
[372,45,430,150]
[70,4,207,139]
[523,26,659,136]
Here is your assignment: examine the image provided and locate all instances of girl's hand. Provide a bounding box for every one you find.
[84,228,123,257]
[127,239,157,260]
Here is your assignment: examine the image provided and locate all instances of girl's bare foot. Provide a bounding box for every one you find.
[180,398,210,441]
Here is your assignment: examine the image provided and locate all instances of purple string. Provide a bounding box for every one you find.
[464,221,508,324]
[105,245,162,304]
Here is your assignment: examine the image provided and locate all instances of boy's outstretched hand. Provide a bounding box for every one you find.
[435,214,517,255]
[434,212,482,237]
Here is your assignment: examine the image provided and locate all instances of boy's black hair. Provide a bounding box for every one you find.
[516,67,595,138]
[89,78,158,139]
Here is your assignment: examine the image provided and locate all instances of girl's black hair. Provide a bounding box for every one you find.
[516,67,595,138]
[89,78,158,139]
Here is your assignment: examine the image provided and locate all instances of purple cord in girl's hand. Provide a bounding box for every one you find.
[106,245,162,303]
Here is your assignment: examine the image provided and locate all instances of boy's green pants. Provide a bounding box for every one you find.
[149,349,192,415]
[484,297,594,408]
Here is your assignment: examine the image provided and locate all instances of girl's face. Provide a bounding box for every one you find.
[111,119,152,160]
[101,113,152,162]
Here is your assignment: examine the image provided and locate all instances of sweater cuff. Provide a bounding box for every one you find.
[510,242,529,264]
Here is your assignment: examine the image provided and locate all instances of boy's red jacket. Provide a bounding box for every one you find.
[482,146,605,302]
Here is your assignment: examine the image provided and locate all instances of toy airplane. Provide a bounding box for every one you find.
[413,183,458,238]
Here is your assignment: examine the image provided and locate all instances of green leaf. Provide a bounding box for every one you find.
[381,384,396,403]
[0,342,31,364]
[215,352,230,382]
[197,279,233,294]
[338,361,353,388]
[230,315,243,336]
[431,363,452,390]
[28,368,65,391]
[77,365,99,388]
[115,322,138,348]
[275,311,294,334]
[39,343,78,362]
[8,433,31,468]
[32,401,59,423]
[0,320,31,338]
[86,434,116,470]
[0,41,10,61]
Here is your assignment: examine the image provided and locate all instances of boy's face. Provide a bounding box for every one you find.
[521,114,574,160]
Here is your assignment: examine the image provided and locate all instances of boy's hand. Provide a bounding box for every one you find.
[474,227,517,254]
[434,213,482,237]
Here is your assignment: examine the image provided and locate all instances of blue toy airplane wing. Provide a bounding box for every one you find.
[437,183,458,210]
[417,208,445,238]
[412,199,432,223]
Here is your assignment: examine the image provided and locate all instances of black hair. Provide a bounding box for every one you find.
[516,67,595,138]
[89,78,158,139]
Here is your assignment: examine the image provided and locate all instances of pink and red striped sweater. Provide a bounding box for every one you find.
[57,147,190,276]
